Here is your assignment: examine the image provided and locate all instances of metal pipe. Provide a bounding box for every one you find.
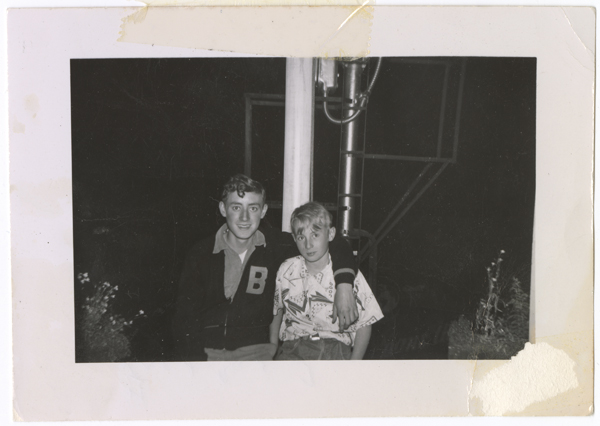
[372,163,432,241]
[244,95,252,176]
[337,60,366,236]
[374,162,449,248]
[361,153,454,163]
[437,64,450,158]
[322,58,382,125]
[452,58,467,162]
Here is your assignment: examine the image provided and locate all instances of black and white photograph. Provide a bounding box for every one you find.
[7,6,593,421]
[71,56,536,363]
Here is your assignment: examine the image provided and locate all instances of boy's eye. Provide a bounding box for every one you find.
[250,206,258,212]
[231,206,240,211]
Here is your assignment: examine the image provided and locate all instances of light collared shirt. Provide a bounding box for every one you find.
[274,255,384,346]
[213,224,266,300]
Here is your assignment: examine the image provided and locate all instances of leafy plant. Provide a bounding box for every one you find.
[448,250,530,359]
[77,272,143,362]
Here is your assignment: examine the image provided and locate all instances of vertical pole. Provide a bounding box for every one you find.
[244,95,252,176]
[436,64,449,158]
[452,58,467,163]
[337,60,366,236]
[282,58,315,232]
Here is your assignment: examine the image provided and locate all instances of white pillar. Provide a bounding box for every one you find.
[282,58,315,232]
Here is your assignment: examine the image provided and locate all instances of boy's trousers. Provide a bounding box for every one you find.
[275,337,351,360]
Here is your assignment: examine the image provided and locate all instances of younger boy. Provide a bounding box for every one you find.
[270,202,383,360]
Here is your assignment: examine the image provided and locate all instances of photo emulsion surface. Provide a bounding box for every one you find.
[71,57,536,363]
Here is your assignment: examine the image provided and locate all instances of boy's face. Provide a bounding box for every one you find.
[219,191,267,243]
[293,222,336,268]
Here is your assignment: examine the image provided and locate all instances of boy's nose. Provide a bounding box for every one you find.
[241,209,249,221]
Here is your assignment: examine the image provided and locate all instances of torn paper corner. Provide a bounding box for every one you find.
[469,342,579,416]
[118,6,373,58]
[14,402,24,422]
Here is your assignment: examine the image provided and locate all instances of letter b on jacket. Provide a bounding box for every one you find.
[246,266,268,295]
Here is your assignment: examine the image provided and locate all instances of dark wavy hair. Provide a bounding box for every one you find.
[221,174,266,204]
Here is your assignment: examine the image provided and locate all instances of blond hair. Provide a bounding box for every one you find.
[290,202,333,237]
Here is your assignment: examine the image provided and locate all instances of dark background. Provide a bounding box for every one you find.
[71,57,536,361]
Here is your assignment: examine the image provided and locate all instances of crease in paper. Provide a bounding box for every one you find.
[118,5,373,58]
[560,7,595,68]
[470,342,578,416]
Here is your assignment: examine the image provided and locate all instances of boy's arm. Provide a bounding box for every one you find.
[350,325,372,360]
[328,233,359,330]
[270,309,283,345]
[328,232,358,286]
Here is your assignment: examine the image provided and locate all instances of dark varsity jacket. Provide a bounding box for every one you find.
[172,226,357,361]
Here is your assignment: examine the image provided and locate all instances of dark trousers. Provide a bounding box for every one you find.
[275,338,351,360]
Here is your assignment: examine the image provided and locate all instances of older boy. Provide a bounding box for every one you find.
[172,175,358,361]
[270,202,383,360]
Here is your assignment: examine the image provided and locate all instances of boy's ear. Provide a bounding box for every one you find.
[260,203,268,218]
[328,226,336,242]
[218,201,226,218]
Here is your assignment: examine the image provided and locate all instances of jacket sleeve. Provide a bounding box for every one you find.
[171,245,208,361]
[328,232,358,287]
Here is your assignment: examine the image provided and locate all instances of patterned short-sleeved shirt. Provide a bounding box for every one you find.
[274,255,383,346]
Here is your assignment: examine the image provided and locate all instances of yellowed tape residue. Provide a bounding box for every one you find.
[119,5,374,57]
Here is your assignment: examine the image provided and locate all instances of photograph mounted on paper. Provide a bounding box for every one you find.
[71,56,536,363]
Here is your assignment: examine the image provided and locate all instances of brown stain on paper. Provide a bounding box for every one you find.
[25,94,40,119]
[12,120,25,134]
[11,178,71,219]
[118,5,373,58]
